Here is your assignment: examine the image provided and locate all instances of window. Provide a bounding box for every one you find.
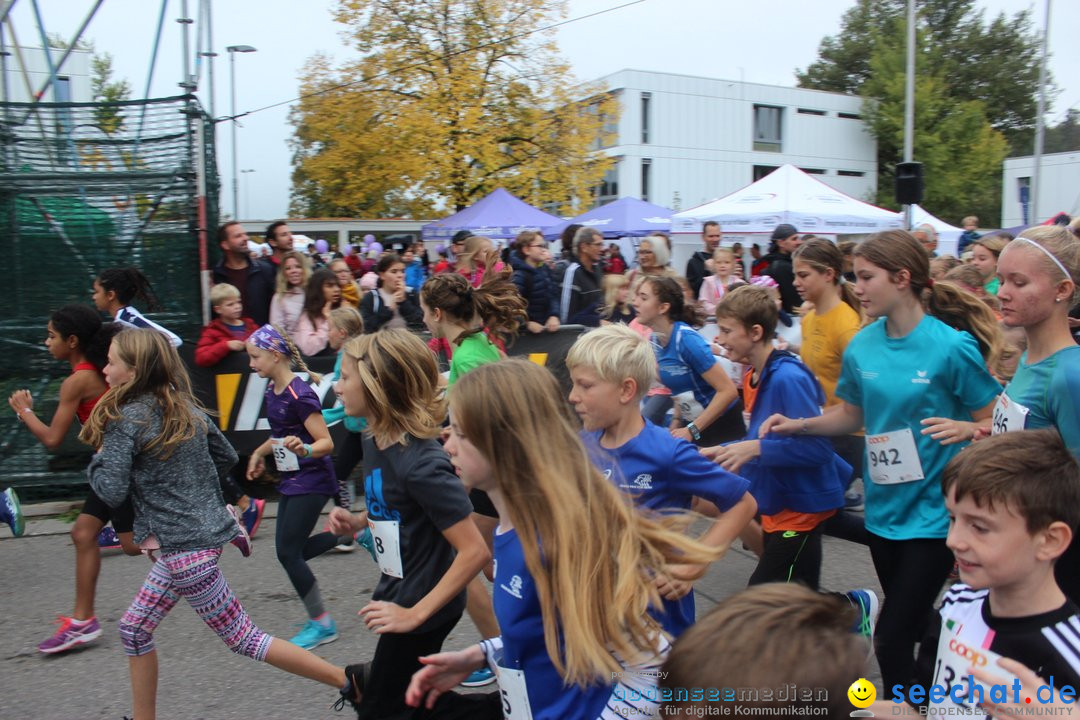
[800,168,826,175]
[593,162,620,207]
[753,165,779,181]
[587,93,619,151]
[753,105,783,152]
[641,92,651,144]
[838,112,861,120]
[641,158,651,202]
[797,108,826,116]
[837,170,866,177]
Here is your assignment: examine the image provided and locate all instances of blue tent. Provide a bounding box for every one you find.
[421,188,563,241]
[546,196,674,239]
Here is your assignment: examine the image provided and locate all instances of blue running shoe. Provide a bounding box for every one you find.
[356,527,378,563]
[289,618,338,650]
[1,488,25,537]
[241,498,265,538]
[846,589,879,641]
[460,666,496,687]
[97,526,121,549]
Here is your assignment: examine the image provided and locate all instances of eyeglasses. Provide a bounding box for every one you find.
[588,240,605,247]
[530,243,548,249]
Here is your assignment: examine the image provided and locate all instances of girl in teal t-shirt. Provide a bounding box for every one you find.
[758,230,1002,695]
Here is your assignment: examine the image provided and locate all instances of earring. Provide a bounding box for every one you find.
[1057,298,1063,303]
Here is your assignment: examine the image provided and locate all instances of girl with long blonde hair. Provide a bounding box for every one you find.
[327,329,490,718]
[83,328,345,720]
[403,359,725,719]
[455,235,505,287]
[269,250,312,337]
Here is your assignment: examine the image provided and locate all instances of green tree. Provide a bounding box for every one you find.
[289,0,616,218]
[45,34,131,134]
[1044,110,1080,154]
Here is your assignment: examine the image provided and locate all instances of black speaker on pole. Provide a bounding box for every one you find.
[895,161,924,205]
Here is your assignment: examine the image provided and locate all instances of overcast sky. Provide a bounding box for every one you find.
[9,0,1077,220]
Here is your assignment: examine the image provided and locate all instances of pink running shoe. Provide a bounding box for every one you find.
[38,616,102,654]
[241,498,265,538]
[227,505,252,557]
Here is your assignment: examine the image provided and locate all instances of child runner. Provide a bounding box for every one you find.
[633,275,744,446]
[792,238,866,512]
[0,486,24,536]
[326,329,490,719]
[401,359,726,719]
[760,229,1002,693]
[245,324,340,650]
[567,324,756,637]
[83,328,346,720]
[7,304,137,654]
[708,285,849,590]
[697,246,742,316]
[92,267,182,346]
[904,430,1080,715]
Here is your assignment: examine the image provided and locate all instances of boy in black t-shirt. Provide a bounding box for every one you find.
[907,429,1080,713]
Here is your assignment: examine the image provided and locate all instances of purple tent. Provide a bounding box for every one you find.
[544,197,674,240]
[421,188,563,241]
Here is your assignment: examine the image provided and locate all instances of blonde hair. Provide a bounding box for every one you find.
[1009,225,1080,303]
[252,324,322,385]
[80,328,206,458]
[342,330,444,447]
[930,255,961,279]
[856,231,1003,366]
[972,233,1009,258]
[455,235,496,273]
[712,246,734,265]
[566,324,655,401]
[600,273,630,320]
[451,360,724,686]
[329,305,363,338]
[209,283,240,306]
[963,215,979,227]
[274,250,312,295]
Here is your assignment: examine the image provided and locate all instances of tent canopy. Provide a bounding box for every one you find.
[545,196,673,239]
[671,164,903,235]
[910,204,962,257]
[421,188,563,241]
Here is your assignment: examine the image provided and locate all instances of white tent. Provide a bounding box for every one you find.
[910,205,963,257]
[671,164,903,235]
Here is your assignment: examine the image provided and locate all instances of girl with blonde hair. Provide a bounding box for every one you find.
[327,329,490,718]
[970,233,1010,295]
[601,273,635,324]
[761,229,1002,694]
[83,328,345,720]
[269,250,312,337]
[403,359,726,719]
[245,324,341,650]
[455,235,505,288]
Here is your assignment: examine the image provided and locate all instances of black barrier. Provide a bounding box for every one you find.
[178,326,586,455]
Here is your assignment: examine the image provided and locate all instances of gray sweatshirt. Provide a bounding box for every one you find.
[87,395,239,552]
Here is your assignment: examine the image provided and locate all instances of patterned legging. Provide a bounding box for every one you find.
[119,547,272,660]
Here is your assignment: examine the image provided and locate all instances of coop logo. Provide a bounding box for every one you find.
[948,639,988,668]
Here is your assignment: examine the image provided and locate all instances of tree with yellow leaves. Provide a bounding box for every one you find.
[289,0,617,218]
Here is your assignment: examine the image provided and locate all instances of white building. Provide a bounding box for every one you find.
[1000,151,1080,228]
[1,44,93,104]
[585,69,878,212]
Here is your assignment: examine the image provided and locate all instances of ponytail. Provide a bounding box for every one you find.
[421,270,527,346]
[924,281,1003,368]
[793,239,863,320]
[273,323,323,385]
[646,276,698,326]
[97,267,161,310]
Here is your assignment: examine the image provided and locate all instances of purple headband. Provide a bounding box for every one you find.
[750,275,779,289]
[249,324,290,355]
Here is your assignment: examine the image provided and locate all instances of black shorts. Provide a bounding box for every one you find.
[469,489,498,519]
[80,488,135,533]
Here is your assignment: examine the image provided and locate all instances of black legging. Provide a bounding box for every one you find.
[275,493,338,599]
[334,432,365,509]
[867,533,953,691]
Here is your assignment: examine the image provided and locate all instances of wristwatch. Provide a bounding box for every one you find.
[686,422,702,442]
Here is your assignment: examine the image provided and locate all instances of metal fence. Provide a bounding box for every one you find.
[0,94,218,499]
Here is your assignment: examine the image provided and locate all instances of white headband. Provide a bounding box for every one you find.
[1011,236,1071,281]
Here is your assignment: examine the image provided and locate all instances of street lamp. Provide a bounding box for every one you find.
[227,44,257,219]
[241,168,256,219]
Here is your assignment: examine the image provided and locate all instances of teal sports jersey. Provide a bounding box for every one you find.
[836,316,1001,540]
[995,345,1080,459]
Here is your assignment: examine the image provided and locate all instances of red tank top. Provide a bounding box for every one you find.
[72,361,106,424]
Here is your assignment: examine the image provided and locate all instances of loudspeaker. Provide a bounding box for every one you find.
[895,162,924,206]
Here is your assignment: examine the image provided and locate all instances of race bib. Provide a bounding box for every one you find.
[673,391,705,423]
[866,428,924,484]
[932,624,1018,716]
[496,665,533,720]
[271,438,300,472]
[369,519,404,579]
[991,393,1029,435]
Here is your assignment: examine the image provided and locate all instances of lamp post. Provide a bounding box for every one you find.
[226,44,256,219]
[241,168,256,219]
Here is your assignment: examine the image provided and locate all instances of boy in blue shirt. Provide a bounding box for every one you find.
[566,324,757,638]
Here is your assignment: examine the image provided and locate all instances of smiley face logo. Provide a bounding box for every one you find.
[848,678,876,708]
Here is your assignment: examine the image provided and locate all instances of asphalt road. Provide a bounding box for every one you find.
[0,508,883,720]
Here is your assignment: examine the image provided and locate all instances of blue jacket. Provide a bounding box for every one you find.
[740,350,847,516]
[405,259,426,291]
[510,251,559,324]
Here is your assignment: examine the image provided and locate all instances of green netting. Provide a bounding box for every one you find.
[0,95,219,499]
